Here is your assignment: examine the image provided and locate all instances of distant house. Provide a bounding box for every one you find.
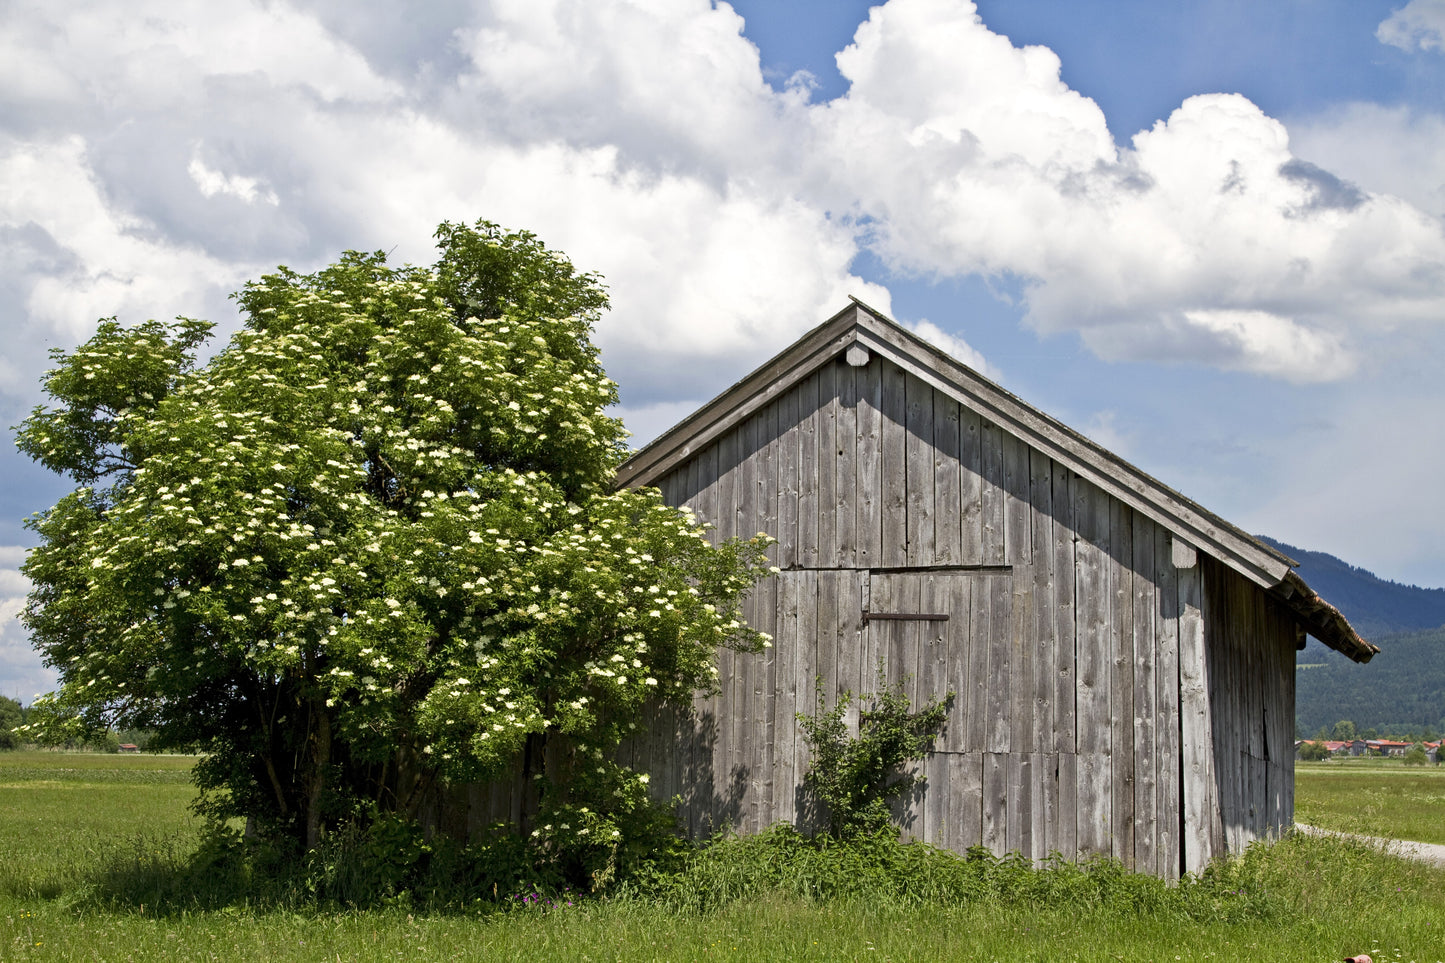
[1368,739,1412,757]
[117,743,140,753]
[1294,740,1352,758]
[606,301,1377,880]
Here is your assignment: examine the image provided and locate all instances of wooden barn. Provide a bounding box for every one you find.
[613,300,1376,880]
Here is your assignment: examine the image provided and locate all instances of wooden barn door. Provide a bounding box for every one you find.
[847,570,1014,849]
[720,567,1016,850]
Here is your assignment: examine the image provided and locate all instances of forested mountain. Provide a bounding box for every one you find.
[1294,626,1445,737]
[1260,536,1445,638]
[1263,536,1445,737]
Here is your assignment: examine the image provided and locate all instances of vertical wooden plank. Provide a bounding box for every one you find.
[985,574,1013,754]
[664,702,684,810]
[905,373,936,566]
[797,371,820,571]
[979,419,1006,565]
[794,569,820,827]
[1003,435,1036,757]
[750,570,776,834]
[947,752,984,853]
[1208,563,1240,855]
[855,361,881,568]
[1132,516,1159,877]
[1154,523,1181,880]
[774,571,802,824]
[816,362,839,566]
[1074,480,1110,756]
[777,383,800,569]
[1052,463,1076,755]
[868,572,894,691]
[657,469,679,508]
[736,414,758,544]
[959,407,984,564]
[679,700,696,839]
[715,423,739,541]
[880,360,908,567]
[1076,751,1108,857]
[757,404,783,824]
[1030,451,1057,766]
[837,571,863,735]
[861,574,886,711]
[689,442,719,540]
[1203,564,1230,854]
[920,574,952,846]
[1011,574,1036,754]
[1003,434,1032,565]
[942,571,974,754]
[711,646,735,833]
[723,595,747,832]
[816,569,839,723]
[1075,480,1111,857]
[925,750,950,847]
[1110,501,1135,869]
[919,574,951,707]
[898,574,925,701]
[966,576,991,752]
[934,394,963,565]
[732,417,759,833]
[759,574,784,826]
[982,752,1009,856]
[1040,751,1060,862]
[1006,752,1033,858]
[758,402,779,553]
[892,577,927,837]
[1179,560,1217,875]
[1057,751,1079,862]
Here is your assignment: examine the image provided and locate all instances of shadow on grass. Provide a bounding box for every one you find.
[50,822,1445,924]
[57,824,546,918]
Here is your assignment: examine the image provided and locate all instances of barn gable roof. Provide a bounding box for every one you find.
[617,301,1377,663]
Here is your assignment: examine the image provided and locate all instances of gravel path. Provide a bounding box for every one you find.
[1294,823,1445,869]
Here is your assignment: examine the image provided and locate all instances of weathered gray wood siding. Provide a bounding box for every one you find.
[639,352,1295,879]
[1200,555,1298,856]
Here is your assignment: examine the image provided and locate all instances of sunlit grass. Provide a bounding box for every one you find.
[2,751,1444,962]
[1296,760,1445,845]
[0,751,202,902]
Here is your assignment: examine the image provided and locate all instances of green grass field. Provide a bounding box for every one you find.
[1296,759,1445,846]
[2,751,1443,962]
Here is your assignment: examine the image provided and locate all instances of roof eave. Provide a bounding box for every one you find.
[1273,571,1379,664]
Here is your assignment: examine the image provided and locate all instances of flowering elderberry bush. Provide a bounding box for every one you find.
[16,220,771,854]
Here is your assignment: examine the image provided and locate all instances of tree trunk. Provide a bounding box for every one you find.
[304,703,331,851]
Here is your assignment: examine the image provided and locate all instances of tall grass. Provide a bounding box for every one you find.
[2,751,1444,962]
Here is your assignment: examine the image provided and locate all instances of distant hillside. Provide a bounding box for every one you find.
[1259,536,1445,639]
[1262,535,1445,736]
[1294,624,1445,736]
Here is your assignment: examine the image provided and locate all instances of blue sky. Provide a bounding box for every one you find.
[3,0,1445,699]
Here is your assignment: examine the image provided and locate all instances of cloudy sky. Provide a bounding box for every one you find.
[4,0,1445,700]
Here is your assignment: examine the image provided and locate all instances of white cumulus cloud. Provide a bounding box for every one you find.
[804,2,1445,383]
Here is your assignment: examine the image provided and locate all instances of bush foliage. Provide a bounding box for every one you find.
[14,220,773,854]
[796,669,953,838]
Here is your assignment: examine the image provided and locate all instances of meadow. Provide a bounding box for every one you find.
[1,750,1442,963]
[1295,759,1445,846]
